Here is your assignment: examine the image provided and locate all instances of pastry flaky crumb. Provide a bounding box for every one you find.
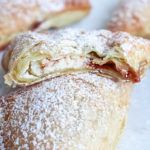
[0,0,91,50]
[2,29,150,87]
[107,0,150,38]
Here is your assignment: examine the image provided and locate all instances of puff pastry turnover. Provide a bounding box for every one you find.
[1,29,150,150]
[107,0,150,38]
[0,0,91,50]
[0,72,132,150]
[3,29,150,87]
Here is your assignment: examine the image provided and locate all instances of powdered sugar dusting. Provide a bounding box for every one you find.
[0,73,132,149]
[108,0,150,36]
[0,0,65,15]
[0,0,65,36]
[6,29,150,86]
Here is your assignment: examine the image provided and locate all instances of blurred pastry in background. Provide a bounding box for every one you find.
[107,0,150,38]
[0,0,91,50]
[2,29,150,87]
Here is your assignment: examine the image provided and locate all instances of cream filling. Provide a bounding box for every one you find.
[5,51,138,86]
[13,51,88,83]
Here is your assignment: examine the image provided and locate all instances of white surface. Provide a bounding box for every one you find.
[0,0,150,149]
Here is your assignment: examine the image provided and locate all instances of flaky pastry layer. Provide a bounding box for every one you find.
[0,0,91,50]
[3,29,150,87]
[107,0,150,37]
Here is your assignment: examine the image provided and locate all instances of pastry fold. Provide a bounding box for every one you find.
[0,72,133,150]
[0,0,91,50]
[107,0,150,38]
[3,29,150,87]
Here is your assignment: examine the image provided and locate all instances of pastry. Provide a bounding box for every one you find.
[0,0,91,50]
[1,29,150,150]
[3,29,150,87]
[107,0,150,38]
[0,71,132,150]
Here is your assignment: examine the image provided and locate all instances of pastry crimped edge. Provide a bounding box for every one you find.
[107,0,150,37]
[0,72,133,150]
[2,29,150,87]
[0,0,91,50]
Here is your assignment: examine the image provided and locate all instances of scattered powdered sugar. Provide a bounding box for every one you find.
[0,0,90,35]
[0,0,65,14]
[0,72,132,149]
[7,28,150,80]
[108,0,150,34]
[0,0,66,36]
[0,107,4,150]
[1,28,150,149]
[111,0,150,22]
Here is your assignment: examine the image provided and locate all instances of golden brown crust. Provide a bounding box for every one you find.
[2,29,150,87]
[0,72,132,149]
[107,0,150,38]
[65,0,91,10]
[0,0,91,50]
